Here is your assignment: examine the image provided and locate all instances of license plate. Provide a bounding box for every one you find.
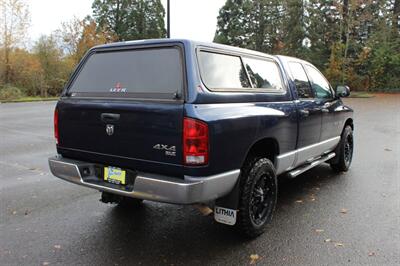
[104,166,126,185]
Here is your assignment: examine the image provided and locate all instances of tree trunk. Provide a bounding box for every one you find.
[341,0,349,43]
[393,0,400,35]
[115,0,121,41]
[4,47,10,84]
[342,0,351,84]
[3,4,10,84]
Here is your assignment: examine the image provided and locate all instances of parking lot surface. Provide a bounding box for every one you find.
[0,95,399,265]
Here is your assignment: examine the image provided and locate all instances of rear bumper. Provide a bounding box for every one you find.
[48,156,240,204]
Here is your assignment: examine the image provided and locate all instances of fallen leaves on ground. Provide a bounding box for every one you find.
[250,254,261,264]
[193,204,213,216]
[340,208,348,214]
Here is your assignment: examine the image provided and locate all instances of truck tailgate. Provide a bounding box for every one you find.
[57,99,183,166]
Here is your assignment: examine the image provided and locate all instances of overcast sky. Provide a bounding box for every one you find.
[29,0,225,43]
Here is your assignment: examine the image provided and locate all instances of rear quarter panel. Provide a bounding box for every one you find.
[184,101,298,176]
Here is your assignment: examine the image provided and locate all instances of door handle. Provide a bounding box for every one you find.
[299,109,309,117]
[101,113,120,123]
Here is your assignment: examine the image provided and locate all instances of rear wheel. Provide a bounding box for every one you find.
[236,157,277,238]
[330,125,354,172]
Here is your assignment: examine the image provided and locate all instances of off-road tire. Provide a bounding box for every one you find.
[236,157,277,238]
[330,125,354,172]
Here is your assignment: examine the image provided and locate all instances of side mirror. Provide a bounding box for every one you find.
[336,85,350,98]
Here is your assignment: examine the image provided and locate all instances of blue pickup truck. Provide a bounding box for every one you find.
[49,39,353,238]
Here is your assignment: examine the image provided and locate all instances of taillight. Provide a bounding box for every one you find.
[54,108,59,144]
[183,117,209,165]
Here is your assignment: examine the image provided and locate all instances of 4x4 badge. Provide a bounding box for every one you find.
[153,144,176,156]
[106,124,114,136]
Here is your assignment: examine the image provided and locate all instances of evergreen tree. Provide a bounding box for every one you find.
[214,0,284,54]
[306,0,341,70]
[92,0,166,41]
[250,0,283,53]
[392,0,400,35]
[365,0,400,90]
[281,0,307,58]
[214,0,253,48]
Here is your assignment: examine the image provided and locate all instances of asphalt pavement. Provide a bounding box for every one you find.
[0,95,399,266]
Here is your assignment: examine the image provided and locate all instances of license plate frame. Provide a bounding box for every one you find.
[104,166,126,185]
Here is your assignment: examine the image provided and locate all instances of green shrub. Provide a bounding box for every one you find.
[368,87,400,93]
[0,85,23,101]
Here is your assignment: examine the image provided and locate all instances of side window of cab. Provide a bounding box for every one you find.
[304,65,334,99]
[288,62,313,99]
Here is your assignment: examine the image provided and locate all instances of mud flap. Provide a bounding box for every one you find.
[214,178,240,225]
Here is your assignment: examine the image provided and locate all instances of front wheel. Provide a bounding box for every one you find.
[330,125,354,172]
[236,158,277,238]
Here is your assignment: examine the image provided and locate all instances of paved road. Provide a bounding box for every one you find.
[0,95,399,266]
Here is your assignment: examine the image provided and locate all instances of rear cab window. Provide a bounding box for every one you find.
[67,46,184,100]
[197,50,285,93]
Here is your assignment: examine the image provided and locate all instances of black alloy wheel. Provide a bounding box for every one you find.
[249,170,276,227]
[236,157,277,238]
[344,133,354,167]
[330,125,354,172]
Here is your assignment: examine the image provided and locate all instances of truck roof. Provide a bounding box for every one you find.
[275,55,310,65]
[92,38,276,59]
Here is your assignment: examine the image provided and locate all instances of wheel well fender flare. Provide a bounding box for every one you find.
[241,137,280,169]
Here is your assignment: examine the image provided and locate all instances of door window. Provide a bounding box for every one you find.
[288,62,313,99]
[304,65,333,99]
